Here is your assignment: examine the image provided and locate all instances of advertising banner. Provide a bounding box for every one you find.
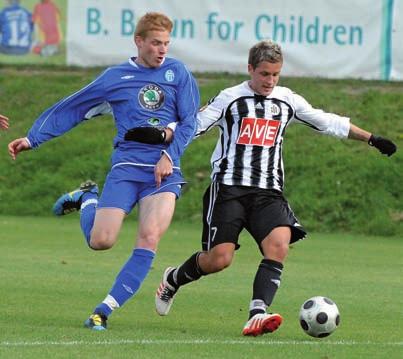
[1,0,401,80]
[65,0,399,80]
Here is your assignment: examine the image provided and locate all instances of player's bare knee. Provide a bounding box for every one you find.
[89,239,114,250]
[208,251,233,272]
[90,230,117,250]
[262,228,291,260]
[275,244,289,261]
[263,241,289,262]
[217,254,233,270]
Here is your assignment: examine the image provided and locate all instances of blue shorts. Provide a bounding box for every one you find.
[98,166,184,213]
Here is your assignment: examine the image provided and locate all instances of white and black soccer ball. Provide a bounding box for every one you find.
[299,296,340,338]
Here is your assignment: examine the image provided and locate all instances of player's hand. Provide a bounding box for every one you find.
[368,134,397,157]
[124,126,166,144]
[8,137,31,160]
[0,114,9,130]
[154,153,173,188]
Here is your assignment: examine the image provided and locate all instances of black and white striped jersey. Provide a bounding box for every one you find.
[196,81,350,192]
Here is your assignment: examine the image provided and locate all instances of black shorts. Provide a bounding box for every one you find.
[201,182,306,252]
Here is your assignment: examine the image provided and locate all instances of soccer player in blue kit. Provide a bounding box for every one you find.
[8,12,200,330]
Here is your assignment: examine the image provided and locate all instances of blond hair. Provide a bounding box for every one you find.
[135,12,173,39]
[248,40,283,69]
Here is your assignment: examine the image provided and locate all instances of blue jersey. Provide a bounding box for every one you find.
[27,57,200,182]
[0,4,33,54]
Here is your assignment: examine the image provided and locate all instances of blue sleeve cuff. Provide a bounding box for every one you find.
[161,150,173,164]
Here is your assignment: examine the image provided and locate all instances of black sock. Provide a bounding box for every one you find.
[167,252,207,290]
[249,259,283,319]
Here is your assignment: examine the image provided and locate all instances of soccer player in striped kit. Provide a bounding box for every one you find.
[155,40,397,336]
[8,12,199,331]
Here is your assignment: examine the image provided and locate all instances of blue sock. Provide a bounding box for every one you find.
[80,192,98,247]
[94,248,155,317]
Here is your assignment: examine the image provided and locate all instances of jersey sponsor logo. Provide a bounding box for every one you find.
[237,117,280,147]
[165,69,175,82]
[138,84,165,110]
[147,117,160,126]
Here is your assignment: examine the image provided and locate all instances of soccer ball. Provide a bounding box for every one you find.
[299,296,340,338]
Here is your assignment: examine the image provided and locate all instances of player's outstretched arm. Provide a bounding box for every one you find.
[8,137,31,160]
[348,123,397,157]
[0,114,9,130]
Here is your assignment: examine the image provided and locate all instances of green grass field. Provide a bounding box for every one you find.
[0,67,402,236]
[0,215,401,358]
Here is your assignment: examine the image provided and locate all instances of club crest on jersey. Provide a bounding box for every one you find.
[270,104,281,116]
[138,84,165,110]
[237,117,280,147]
[165,69,175,82]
